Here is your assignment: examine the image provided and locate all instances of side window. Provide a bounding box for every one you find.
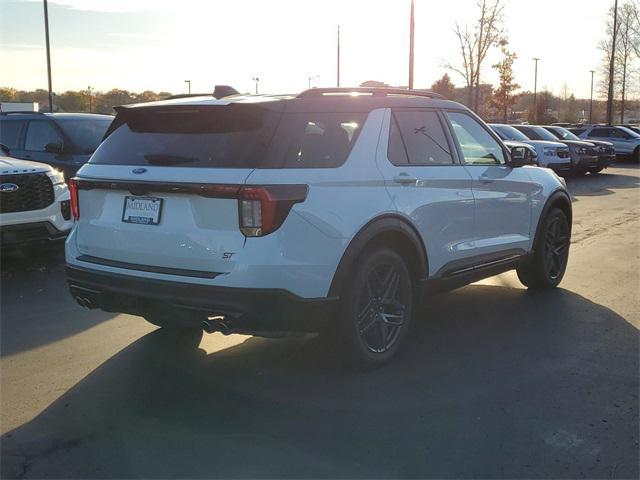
[571,128,586,136]
[589,128,610,138]
[24,121,63,152]
[612,128,630,139]
[390,110,453,165]
[0,120,26,149]
[445,111,505,165]
[273,113,365,168]
[387,114,408,165]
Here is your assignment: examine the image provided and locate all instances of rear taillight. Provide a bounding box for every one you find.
[69,178,80,220]
[238,185,308,237]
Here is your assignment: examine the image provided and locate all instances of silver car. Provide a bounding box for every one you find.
[570,125,640,161]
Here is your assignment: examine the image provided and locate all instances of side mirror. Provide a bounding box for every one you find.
[44,142,64,154]
[509,146,534,167]
[0,143,10,156]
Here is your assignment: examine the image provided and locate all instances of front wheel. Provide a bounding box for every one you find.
[588,167,603,174]
[336,247,414,369]
[517,208,570,290]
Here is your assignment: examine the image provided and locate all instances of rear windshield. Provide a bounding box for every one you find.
[56,117,113,154]
[89,105,366,169]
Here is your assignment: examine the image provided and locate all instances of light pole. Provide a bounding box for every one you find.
[87,85,92,113]
[43,0,53,112]
[533,57,540,123]
[184,80,191,94]
[308,75,319,89]
[589,70,595,124]
[606,0,619,125]
[408,0,415,90]
[252,77,260,94]
[336,25,341,87]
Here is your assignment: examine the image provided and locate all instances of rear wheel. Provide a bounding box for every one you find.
[588,167,603,174]
[634,147,639,163]
[517,208,570,290]
[337,247,414,369]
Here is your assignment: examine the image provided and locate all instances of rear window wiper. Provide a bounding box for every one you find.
[144,154,198,165]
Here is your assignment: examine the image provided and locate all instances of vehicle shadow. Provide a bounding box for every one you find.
[566,164,639,199]
[1,285,638,479]
[0,247,116,357]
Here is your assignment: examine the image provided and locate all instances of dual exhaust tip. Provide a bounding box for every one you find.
[75,294,232,334]
[201,317,232,335]
[75,296,95,309]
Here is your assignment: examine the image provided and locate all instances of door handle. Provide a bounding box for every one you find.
[393,173,418,185]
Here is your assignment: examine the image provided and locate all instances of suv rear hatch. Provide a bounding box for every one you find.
[71,101,364,278]
[71,103,283,277]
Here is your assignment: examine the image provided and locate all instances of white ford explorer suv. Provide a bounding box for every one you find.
[65,88,572,367]
[0,156,73,247]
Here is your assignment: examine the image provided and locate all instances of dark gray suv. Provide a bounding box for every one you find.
[0,112,113,179]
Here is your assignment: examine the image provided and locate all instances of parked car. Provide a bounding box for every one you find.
[512,125,599,175]
[489,123,572,175]
[0,156,73,247]
[65,87,572,367]
[569,125,640,161]
[619,124,640,135]
[543,125,615,173]
[0,112,113,179]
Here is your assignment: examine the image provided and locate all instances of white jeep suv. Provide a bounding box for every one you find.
[65,88,572,367]
[0,156,73,247]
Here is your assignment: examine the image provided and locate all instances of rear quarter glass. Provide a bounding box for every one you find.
[89,105,367,169]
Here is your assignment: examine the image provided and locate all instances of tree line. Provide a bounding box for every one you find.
[440,0,640,124]
[0,87,172,115]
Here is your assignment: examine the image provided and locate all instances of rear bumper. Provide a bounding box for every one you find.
[66,265,338,333]
[1,221,69,246]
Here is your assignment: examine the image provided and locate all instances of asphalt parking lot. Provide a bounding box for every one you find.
[1,164,638,479]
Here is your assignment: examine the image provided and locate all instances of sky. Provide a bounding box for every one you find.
[1,0,614,99]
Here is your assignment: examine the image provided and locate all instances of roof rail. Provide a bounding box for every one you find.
[0,111,48,116]
[297,87,444,100]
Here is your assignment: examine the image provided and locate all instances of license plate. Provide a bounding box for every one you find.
[122,196,163,225]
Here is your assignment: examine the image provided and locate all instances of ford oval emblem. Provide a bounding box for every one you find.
[0,183,19,193]
[132,168,147,174]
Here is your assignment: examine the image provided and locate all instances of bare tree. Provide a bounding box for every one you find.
[616,1,640,122]
[599,0,640,122]
[446,0,504,111]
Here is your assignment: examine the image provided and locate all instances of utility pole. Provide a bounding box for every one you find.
[87,85,92,113]
[589,70,595,123]
[337,25,341,87]
[43,0,53,112]
[606,0,619,125]
[408,0,415,90]
[184,80,191,94]
[252,77,260,94]
[533,58,540,123]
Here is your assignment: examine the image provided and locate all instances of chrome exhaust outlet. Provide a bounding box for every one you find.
[75,296,94,309]
[202,318,232,335]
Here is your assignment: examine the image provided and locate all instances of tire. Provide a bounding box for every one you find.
[336,247,414,369]
[634,147,640,163]
[588,167,603,174]
[517,208,570,290]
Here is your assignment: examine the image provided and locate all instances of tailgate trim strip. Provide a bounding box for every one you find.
[76,254,221,279]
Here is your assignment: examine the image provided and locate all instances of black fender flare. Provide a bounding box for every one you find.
[532,189,572,252]
[328,214,429,297]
